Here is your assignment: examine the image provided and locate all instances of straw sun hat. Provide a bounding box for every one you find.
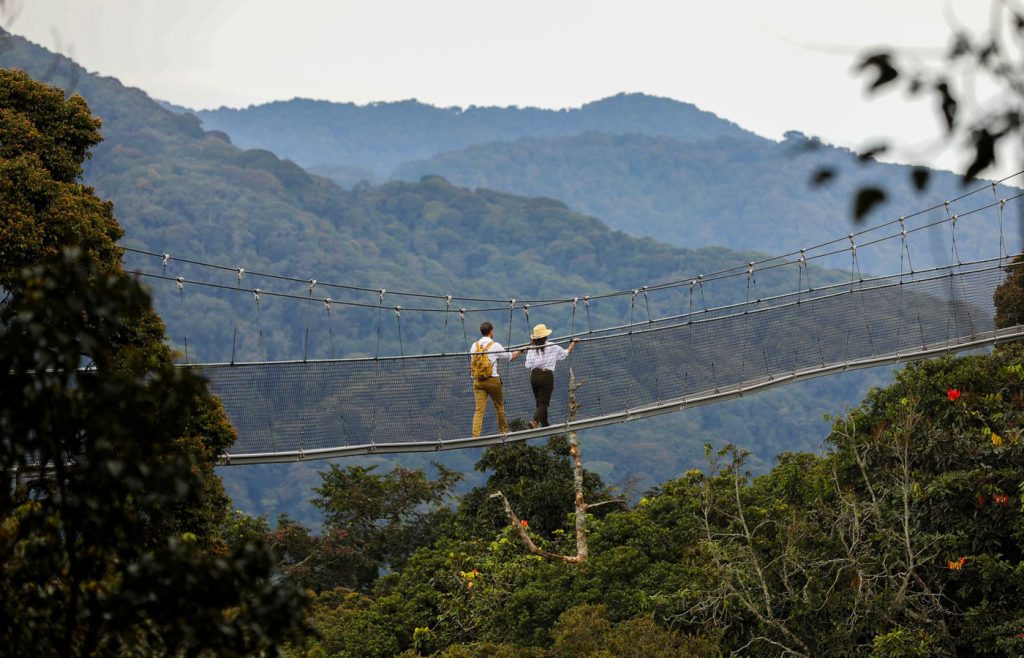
[530,323,554,340]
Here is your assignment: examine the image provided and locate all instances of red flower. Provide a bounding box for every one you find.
[947,388,961,402]
[520,519,528,527]
[977,494,987,506]
[994,493,1010,506]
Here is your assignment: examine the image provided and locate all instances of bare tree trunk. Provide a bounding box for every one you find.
[492,366,597,563]
[568,428,588,562]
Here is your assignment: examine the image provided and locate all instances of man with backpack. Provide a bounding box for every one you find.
[470,321,521,437]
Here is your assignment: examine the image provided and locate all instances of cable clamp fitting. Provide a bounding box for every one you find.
[394,305,401,317]
[162,253,171,270]
[571,296,578,310]
[583,295,590,307]
[848,234,857,254]
[798,248,806,265]
[459,308,466,320]
[378,289,386,303]
[746,261,754,277]
[253,288,261,302]
[951,214,958,227]
[445,294,452,308]
[236,267,244,283]
[323,297,332,309]
[509,298,516,309]
[308,279,317,293]
[1001,198,1007,208]
[175,276,184,292]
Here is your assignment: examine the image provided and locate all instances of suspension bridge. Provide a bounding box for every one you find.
[124,178,1024,464]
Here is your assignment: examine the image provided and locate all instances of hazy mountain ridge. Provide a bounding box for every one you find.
[191,79,1015,274]
[195,93,758,178]
[393,130,1015,273]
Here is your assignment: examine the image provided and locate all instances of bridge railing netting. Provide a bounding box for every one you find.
[197,257,1021,461]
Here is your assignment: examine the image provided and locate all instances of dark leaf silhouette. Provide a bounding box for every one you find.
[910,167,930,192]
[858,52,899,91]
[858,144,887,162]
[949,33,971,59]
[810,167,835,186]
[964,129,996,180]
[978,40,998,64]
[936,82,958,131]
[853,187,886,221]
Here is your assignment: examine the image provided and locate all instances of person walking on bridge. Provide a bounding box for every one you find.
[522,323,578,429]
[470,321,520,437]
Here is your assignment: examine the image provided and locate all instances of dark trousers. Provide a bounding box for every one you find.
[530,369,554,427]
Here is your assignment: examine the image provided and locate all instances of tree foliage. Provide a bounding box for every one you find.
[0,68,310,655]
[312,463,462,591]
[458,434,611,539]
[994,254,1024,329]
[0,252,308,656]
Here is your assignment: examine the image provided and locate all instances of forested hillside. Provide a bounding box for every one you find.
[396,131,1015,272]
[194,93,756,179]
[0,31,888,525]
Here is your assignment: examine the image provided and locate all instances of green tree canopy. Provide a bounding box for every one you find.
[0,67,309,656]
[0,251,308,656]
[312,463,462,591]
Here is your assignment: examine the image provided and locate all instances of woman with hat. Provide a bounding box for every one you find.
[522,323,579,429]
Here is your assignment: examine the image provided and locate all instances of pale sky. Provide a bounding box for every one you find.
[4,0,1010,174]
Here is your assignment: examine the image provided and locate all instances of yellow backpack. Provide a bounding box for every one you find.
[470,340,494,380]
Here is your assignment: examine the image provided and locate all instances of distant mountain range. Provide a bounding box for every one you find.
[195,93,757,179]
[193,93,1018,274]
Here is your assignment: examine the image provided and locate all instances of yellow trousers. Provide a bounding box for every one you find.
[472,377,508,436]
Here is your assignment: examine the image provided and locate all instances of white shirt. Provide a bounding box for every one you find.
[471,337,512,378]
[523,343,569,372]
